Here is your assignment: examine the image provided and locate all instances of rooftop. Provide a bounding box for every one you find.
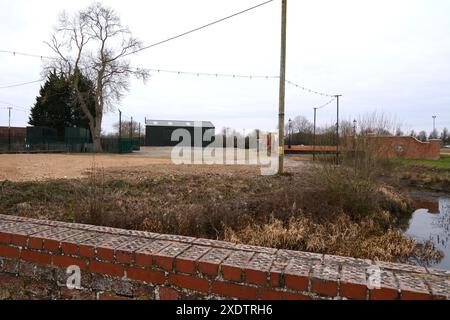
[145,119,215,128]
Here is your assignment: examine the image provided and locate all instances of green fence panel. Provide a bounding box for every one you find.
[101,138,134,154]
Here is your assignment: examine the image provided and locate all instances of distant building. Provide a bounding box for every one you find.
[0,127,26,151]
[145,120,215,147]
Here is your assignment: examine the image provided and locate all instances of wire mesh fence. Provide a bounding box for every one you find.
[101,137,135,154]
[0,124,148,154]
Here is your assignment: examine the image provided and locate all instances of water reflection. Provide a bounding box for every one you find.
[406,196,450,270]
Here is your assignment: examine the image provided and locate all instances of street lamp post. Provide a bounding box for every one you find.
[353,119,357,171]
[7,107,12,151]
[335,95,342,165]
[432,115,437,136]
[288,118,292,149]
[313,108,317,161]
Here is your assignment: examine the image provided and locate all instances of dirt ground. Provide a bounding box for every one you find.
[0,147,309,181]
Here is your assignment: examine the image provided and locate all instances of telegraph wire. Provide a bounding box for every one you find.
[0,79,44,89]
[122,0,274,57]
[0,100,30,112]
[0,106,29,113]
[0,1,274,61]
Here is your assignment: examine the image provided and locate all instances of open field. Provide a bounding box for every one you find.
[0,147,292,181]
[0,152,170,181]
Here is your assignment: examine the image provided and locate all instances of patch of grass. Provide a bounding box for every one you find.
[392,155,450,192]
[398,155,450,169]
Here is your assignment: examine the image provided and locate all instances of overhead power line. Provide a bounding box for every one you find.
[122,0,274,57]
[0,79,44,89]
[0,106,28,113]
[0,1,274,62]
[0,100,30,112]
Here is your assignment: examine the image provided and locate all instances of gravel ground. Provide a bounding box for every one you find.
[0,147,310,181]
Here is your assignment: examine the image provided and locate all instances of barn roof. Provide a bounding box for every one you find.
[145,120,215,128]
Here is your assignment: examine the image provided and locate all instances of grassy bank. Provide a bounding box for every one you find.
[400,154,450,169]
[0,163,442,266]
[396,155,450,192]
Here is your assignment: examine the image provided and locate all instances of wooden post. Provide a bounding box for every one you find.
[278,0,287,174]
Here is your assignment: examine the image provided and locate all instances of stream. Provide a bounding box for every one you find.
[405,192,450,270]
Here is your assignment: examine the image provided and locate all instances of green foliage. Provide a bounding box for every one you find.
[400,155,450,169]
[29,71,96,137]
[440,128,449,145]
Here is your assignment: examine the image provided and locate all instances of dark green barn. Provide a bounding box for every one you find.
[145,120,215,147]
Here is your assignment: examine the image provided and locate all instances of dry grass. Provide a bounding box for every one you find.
[223,214,443,264]
[0,160,443,266]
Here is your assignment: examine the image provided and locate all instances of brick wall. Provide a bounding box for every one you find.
[0,214,449,300]
[0,127,26,138]
[370,136,441,161]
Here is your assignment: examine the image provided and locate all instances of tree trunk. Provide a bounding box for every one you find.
[92,114,103,153]
[92,128,102,152]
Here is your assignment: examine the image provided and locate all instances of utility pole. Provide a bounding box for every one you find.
[335,95,342,164]
[139,122,141,146]
[278,0,287,175]
[353,119,357,172]
[313,108,317,161]
[118,109,122,139]
[130,117,133,139]
[8,107,12,152]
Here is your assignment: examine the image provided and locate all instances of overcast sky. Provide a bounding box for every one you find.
[0,0,449,134]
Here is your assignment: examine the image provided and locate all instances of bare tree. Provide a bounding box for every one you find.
[291,116,313,134]
[112,120,141,138]
[357,111,395,136]
[429,129,439,140]
[44,2,149,151]
[395,127,404,136]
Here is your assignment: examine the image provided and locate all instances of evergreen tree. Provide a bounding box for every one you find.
[417,131,428,142]
[441,128,449,145]
[29,71,95,138]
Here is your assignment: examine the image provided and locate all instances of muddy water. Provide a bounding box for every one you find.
[406,193,450,270]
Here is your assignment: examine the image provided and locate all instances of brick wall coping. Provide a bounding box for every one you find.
[0,214,449,300]
[370,135,441,144]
